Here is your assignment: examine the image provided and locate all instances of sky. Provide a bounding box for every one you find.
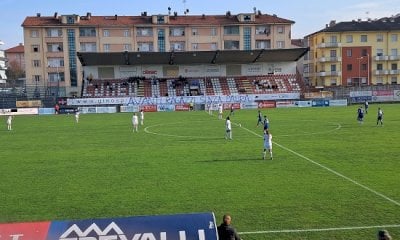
[1,0,400,49]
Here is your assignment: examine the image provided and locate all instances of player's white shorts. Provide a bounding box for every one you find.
[264,142,272,150]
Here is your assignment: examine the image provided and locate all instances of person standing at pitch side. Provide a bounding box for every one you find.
[217,214,242,240]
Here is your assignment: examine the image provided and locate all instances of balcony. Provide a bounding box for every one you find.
[316,71,341,77]
[318,56,342,62]
[374,70,389,75]
[389,70,399,75]
[317,42,341,48]
[389,55,400,61]
[375,55,389,61]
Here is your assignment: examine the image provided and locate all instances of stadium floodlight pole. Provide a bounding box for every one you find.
[367,53,370,85]
[357,56,363,89]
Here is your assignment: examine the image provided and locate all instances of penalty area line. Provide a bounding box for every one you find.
[239,224,400,235]
[238,124,400,207]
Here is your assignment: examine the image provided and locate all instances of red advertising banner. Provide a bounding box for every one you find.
[222,103,241,110]
[140,105,157,112]
[0,221,50,240]
[175,104,190,111]
[257,101,276,109]
[372,90,393,96]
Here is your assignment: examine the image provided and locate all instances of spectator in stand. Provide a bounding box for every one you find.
[217,214,241,240]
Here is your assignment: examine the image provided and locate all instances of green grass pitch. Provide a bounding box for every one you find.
[1,103,399,239]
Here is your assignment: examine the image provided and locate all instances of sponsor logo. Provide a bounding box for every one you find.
[142,70,157,75]
[59,222,206,240]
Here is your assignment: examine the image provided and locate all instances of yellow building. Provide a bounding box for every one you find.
[304,16,400,87]
[22,11,294,97]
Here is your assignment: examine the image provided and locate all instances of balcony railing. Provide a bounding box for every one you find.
[389,70,399,75]
[389,55,400,61]
[316,71,341,77]
[375,55,389,61]
[374,70,389,75]
[317,42,341,48]
[318,56,342,62]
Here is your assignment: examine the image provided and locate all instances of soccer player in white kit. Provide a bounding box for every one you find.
[218,104,223,119]
[139,109,144,125]
[132,113,139,132]
[75,110,80,123]
[6,115,13,131]
[225,116,232,140]
[263,129,273,160]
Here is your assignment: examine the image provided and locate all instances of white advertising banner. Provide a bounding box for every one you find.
[394,90,400,101]
[329,99,348,106]
[350,91,372,97]
[243,64,263,76]
[68,93,300,106]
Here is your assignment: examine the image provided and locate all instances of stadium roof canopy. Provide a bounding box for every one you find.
[77,48,309,66]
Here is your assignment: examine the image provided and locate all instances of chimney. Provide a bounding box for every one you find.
[86,12,91,19]
[329,20,336,27]
[36,13,41,17]
[115,14,118,20]
[54,12,58,18]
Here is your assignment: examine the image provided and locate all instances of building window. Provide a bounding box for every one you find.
[210,27,217,36]
[123,44,132,51]
[33,60,40,67]
[211,43,217,50]
[346,49,352,57]
[103,44,110,52]
[170,42,185,51]
[276,41,285,49]
[31,30,39,38]
[391,49,398,56]
[346,35,353,43]
[330,50,337,57]
[192,43,198,50]
[67,29,78,87]
[32,44,40,52]
[347,64,352,71]
[330,79,337,86]
[361,49,368,56]
[329,35,337,43]
[377,64,383,70]
[169,27,185,36]
[47,43,63,52]
[330,64,336,72]
[48,58,64,67]
[157,16,165,24]
[224,40,239,50]
[391,34,398,42]
[79,27,96,37]
[137,27,153,37]
[157,29,165,52]
[33,75,41,82]
[67,16,75,24]
[376,34,384,42]
[192,28,198,36]
[46,28,62,37]
[243,27,251,50]
[347,78,352,86]
[48,72,65,82]
[277,26,284,34]
[376,77,383,84]
[360,35,368,42]
[361,63,367,71]
[123,29,130,37]
[376,49,383,56]
[256,25,270,35]
[255,40,271,49]
[391,63,397,70]
[223,26,239,35]
[80,42,97,52]
[137,42,154,52]
[103,29,110,37]
[391,76,398,84]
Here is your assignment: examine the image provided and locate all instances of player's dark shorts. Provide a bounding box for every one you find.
[377,116,382,121]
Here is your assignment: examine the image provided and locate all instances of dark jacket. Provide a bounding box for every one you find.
[217,223,241,240]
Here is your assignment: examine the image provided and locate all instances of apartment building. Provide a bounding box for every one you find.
[22,11,294,97]
[304,15,400,87]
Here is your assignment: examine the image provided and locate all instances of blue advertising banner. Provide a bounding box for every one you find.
[46,212,218,240]
[311,99,330,107]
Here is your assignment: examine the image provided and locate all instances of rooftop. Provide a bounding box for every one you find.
[5,43,24,54]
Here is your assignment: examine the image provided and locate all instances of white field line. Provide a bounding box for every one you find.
[239,224,400,235]
[237,122,400,207]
